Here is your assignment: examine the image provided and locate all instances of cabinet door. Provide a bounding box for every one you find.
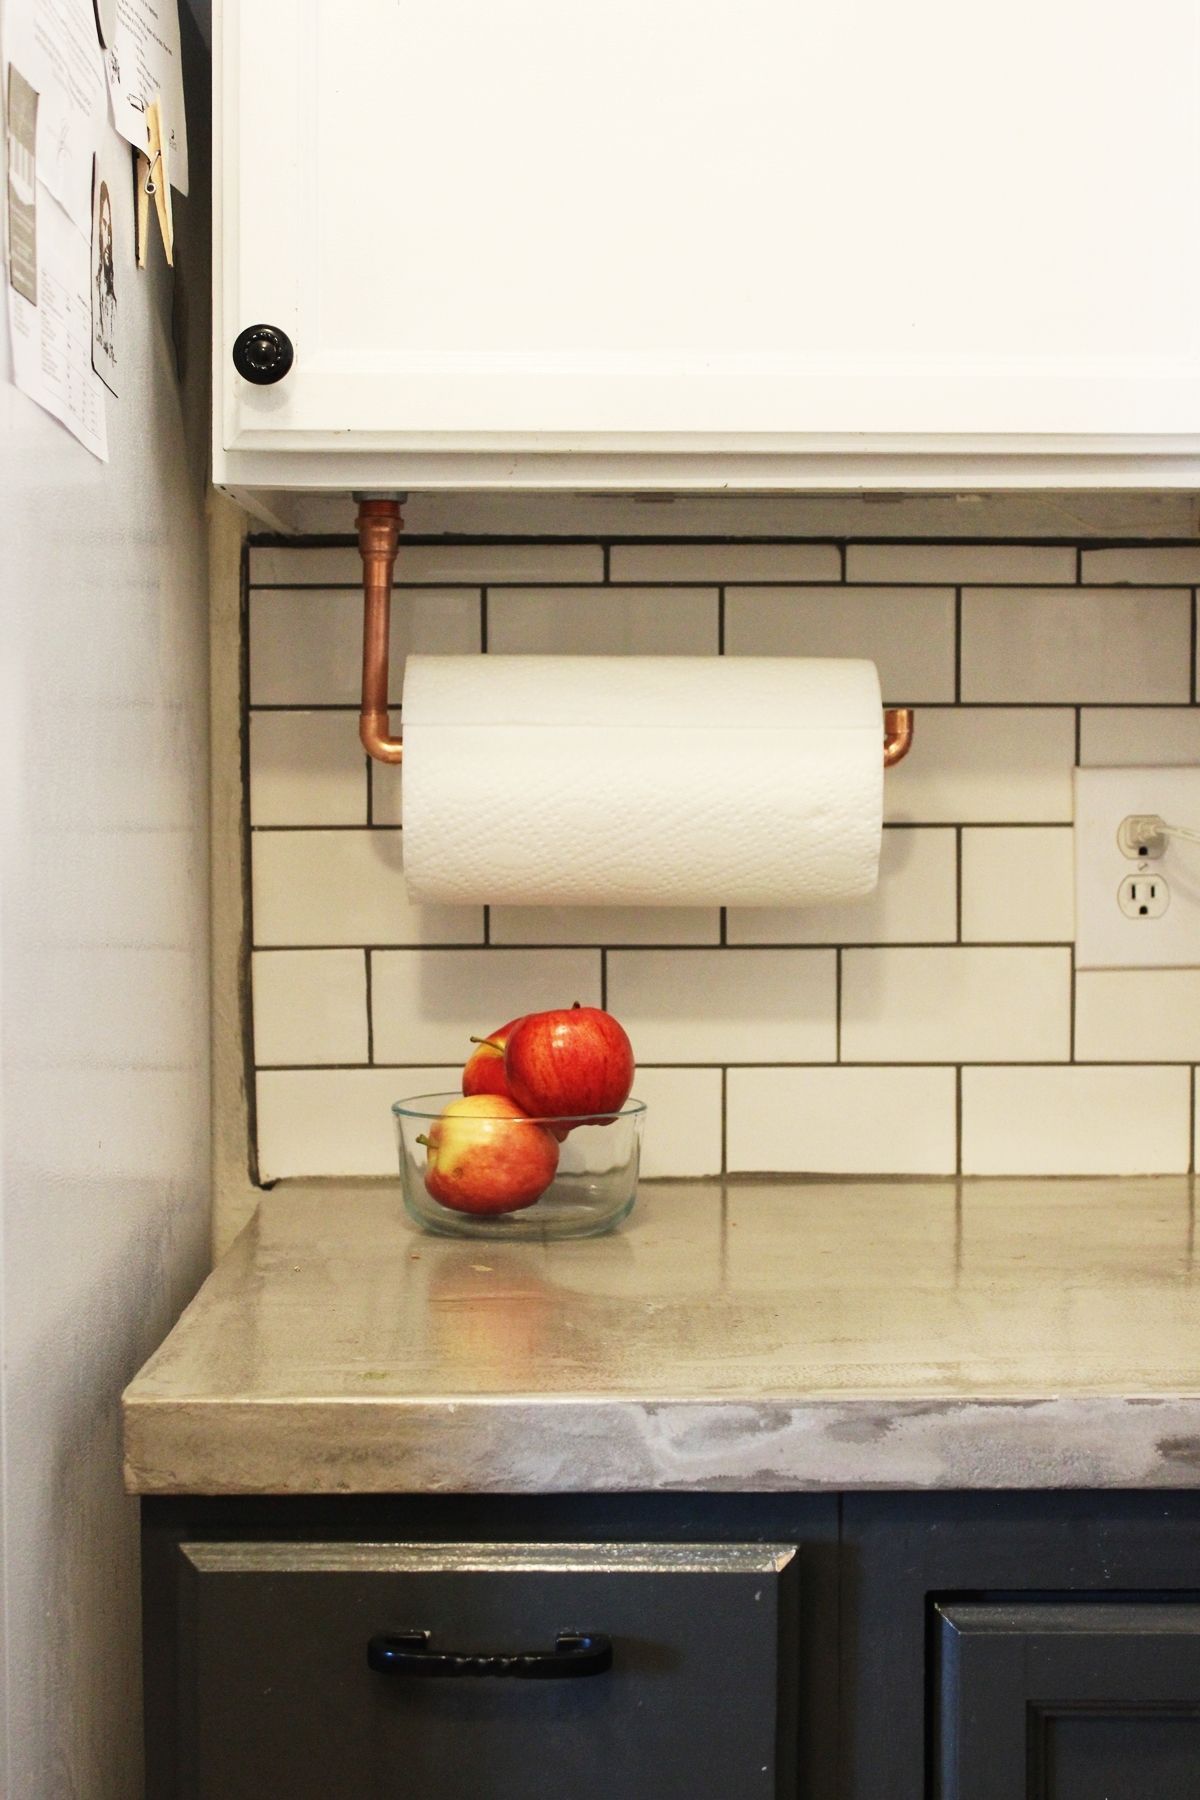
[167,1540,798,1798]
[218,0,1200,488]
[935,1599,1200,1800]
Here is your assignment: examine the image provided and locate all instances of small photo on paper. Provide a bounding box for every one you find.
[91,158,118,396]
[6,64,38,305]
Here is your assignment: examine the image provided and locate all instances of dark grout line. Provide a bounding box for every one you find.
[253,1057,1200,1073]
[251,938,1076,952]
[252,817,1075,834]
[249,701,1200,719]
[364,950,374,1065]
[835,950,842,1063]
[248,531,1200,550]
[238,539,263,1188]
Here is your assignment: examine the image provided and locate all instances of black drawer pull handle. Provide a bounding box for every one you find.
[367,1630,613,1679]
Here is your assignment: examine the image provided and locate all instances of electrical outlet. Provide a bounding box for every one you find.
[1075,767,1200,969]
[1117,874,1169,920]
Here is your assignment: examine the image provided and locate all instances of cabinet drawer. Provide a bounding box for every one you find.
[168,1540,798,1799]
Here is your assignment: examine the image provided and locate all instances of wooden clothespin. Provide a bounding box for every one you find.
[136,97,174,268]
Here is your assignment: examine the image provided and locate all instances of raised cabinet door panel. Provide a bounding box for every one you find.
[934,1600,1200,1800]
[218,0,1200,486]
[169,1540,799,1799]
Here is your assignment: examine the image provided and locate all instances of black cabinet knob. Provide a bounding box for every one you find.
[232,324,294,385]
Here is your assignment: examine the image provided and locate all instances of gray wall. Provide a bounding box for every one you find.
[0,14,212,1795]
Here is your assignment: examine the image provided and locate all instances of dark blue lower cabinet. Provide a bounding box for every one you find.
[165,1539,799,1799]
[143,1493,1200,1798]
[935,1600,1200,1800]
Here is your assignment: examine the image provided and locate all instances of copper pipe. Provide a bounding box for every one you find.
[882,706,914,768]
[357,505,914,775]
[358,498,404,763]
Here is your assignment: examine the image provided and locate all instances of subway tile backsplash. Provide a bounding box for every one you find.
[245,534,1200,1182]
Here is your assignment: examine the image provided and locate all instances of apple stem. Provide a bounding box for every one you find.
[571,1000,581,1009]
[468,1036,504,1051]
[415,1134,432,1148]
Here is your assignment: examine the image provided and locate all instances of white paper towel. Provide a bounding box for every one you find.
[401,655,884,907]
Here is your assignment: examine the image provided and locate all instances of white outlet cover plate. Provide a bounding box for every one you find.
[1075,766,1200,969]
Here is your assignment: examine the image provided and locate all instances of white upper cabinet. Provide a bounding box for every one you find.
[217,0,1200,490]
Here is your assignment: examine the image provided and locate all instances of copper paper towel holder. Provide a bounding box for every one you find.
[355,497,914,770]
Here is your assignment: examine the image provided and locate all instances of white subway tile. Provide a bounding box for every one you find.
[960,827,1075,943]
[488,587,717,655]
[962,1065,1191,1174]
[252,831,483,947]
[249,545,364,586]
[961,588,1191,703]
[393,544,604,584]
[252,950,368,1066]
[256,1067,458,1178]
[607,949,836,1063]
[884,708,1076,824]
[490,905,720,946]
[847,543,1075,584]
[249,588,480,706]
[371,948,601,1064]
[250,543,602,585]
[1075,970,1200,1062]
[632,1068,723,1176]
[727,1065,957,1174]
[1079,708,1200,767]
[259,1067,722,1184]
[249,711,366,826]
[841,946,1071,1062]
[1081,546,1200,584]
[371,761,404,827]
[728,828,956,946]
[609,543,839,582]
[725,585,954,702]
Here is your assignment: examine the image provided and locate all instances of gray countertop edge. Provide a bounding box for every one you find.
[123,1392,1200,1496]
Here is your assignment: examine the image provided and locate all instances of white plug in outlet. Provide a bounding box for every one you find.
[1075,767,1200,969]
[1117,873,1169,920]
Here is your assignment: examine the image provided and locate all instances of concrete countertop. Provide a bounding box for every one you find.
[123,1177,1200,1495]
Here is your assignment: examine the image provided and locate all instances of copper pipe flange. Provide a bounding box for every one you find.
[357,497,404,763]
[883,707,914,768]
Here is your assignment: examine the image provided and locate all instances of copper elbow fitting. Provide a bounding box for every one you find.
[882,707,914,768]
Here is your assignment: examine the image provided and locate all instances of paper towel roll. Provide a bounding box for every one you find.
[401,655,883,907]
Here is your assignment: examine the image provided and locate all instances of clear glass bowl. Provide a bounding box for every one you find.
[393,1093,646,1240]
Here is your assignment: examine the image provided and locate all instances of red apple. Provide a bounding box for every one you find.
[461,1016,524,1100]
[504,1004,635,1122]
[418,1094,559,1215]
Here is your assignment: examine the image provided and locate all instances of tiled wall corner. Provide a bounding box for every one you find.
[244,531,1200,1180]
